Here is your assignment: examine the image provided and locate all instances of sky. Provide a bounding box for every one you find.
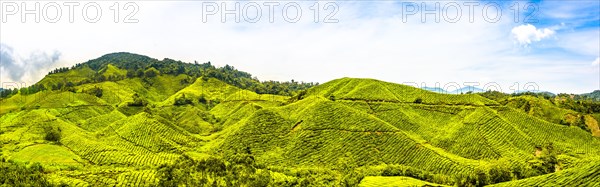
[0,0,599,94]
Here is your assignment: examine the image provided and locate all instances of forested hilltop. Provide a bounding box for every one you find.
[1,53,600,186]
[0,52,316,98]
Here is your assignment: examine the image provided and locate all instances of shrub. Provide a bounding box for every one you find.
[0,161,50,186]
[198,95,207,104]
[574,115,589,131]
[488,164,512,184]
[44,126,61,143]
[144,67,160,77]
[83,86,103,98]
[174,94,193,106]
[529,143,558,175]
[289,90,308,103]
[340,171,364,187]
[157,154,271,186]
[128,93,147,107]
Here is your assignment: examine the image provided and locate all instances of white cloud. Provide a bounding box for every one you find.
[593,57,600,66]
[511,24,555,45]
[0,44,64,85]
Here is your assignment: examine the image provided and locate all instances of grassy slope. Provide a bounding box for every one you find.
[11,144,83,168]
[359,176,448,187]
[157,77,288,107]
[100,64,127,78]
[505,95,577,124]
[36,67,96,88]
[504,95,600,137]
[306,78,497,105]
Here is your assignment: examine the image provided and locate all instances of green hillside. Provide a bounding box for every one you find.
[2,53,600,186]
[306,78,497,106]
[359,176,449,187]
[489,160,600,187]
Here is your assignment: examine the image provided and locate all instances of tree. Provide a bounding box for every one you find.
[126,70,135,78]
[574,115,589,131]
[340,171,364,187]
[144,67,160,77]
[488,162,512,183]
[174,94,193,106]
[523,101,531,112]
[44,125,61,143]
[529,143,558,174]
[177,65,186,74]
[198,95,208,104]
[84,86,103,98]
[55,82,64,90]
[136,69,144,77]
[65,81,75,88]
[95,74,107,82]
[128,93,146,106]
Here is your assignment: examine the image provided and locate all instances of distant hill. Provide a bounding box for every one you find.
[513,90,556,97]
[421,86,487,94]
[421,87,447,93]
[449,86,486,94]
[537,91,556,97]
[582,90,600,101]
[1,53,600,186]
[421,86,558,96]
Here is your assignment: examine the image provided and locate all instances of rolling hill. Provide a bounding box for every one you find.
[1,53,600,186]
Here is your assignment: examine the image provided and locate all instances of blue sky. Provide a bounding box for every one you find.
[1,0,599,94]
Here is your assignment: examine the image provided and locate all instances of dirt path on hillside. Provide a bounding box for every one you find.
[584,115,600,137]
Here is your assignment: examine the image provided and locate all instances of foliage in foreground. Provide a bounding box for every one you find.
[0,160,51,187]
[157,154,271,187]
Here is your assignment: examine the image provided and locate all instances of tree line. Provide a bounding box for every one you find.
[479,90,600,114]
